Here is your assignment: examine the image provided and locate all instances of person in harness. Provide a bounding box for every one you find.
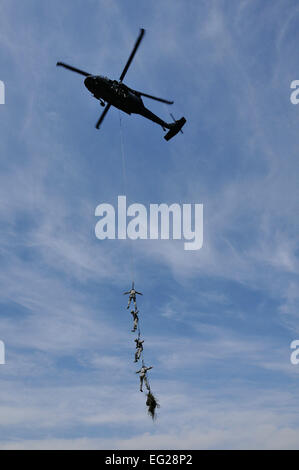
[134,338,144,363]
[124,282,143,310]
[136,364,153,392]
[131,308,139,332]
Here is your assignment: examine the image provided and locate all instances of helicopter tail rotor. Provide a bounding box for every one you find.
[170,113,184,133]
[164,117,186,141]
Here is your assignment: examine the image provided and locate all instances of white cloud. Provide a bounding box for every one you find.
[0,0,298,450]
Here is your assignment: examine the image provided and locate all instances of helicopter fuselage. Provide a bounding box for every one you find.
[84,75,144,115]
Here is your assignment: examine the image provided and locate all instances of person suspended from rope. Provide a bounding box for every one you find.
[146,391,160,420]
[134,338,144,363]
[131,308,139,332]
[124,281,143,310]
[136,364,153,392]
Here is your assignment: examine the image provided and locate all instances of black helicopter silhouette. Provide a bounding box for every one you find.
[57,28,186,141]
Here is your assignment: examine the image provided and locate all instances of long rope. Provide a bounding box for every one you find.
[119,113,147,374]
[118,111,135,281]
[137,319,145,369]
[120,113,156,409]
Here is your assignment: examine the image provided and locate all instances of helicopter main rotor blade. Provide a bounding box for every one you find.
[135,91,174,105]
[56,62,91,77]
[119,28,145,82]
[95,103,112,129]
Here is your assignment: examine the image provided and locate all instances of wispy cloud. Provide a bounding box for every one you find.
[0,0,298,450]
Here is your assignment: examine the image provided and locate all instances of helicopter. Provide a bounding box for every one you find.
[56,28,186,141]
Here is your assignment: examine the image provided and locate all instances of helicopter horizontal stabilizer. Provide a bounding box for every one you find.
[164,117,186,141]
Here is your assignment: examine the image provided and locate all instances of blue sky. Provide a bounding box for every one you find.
[0,0,299,449]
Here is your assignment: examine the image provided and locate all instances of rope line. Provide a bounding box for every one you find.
[119,114,155,408]
[119,112,135,281]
